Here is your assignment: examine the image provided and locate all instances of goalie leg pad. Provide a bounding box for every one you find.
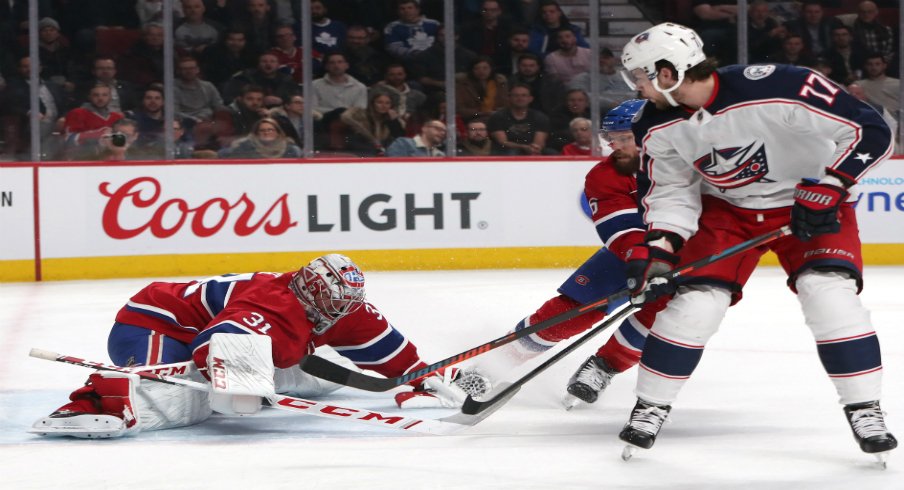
[132,363,212,430]
[635,285,731,406]
[796,270,882,404]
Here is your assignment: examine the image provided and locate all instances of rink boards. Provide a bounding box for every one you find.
[2,157,904,281]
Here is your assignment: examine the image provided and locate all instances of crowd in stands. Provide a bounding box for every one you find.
[0,0,899,161]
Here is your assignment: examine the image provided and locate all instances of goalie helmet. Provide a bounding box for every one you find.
[291,254,366,322]
[620,22,705,95]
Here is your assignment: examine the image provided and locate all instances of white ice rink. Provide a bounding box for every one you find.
[1,266,902,489]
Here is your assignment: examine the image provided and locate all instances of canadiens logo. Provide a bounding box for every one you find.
[575,275,590,286]
[342,270,365,287]
[744,65,775,80]
[693,142,774,190]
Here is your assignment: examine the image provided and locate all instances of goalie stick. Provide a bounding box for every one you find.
[299,225,793,392]
[28,348,491,436]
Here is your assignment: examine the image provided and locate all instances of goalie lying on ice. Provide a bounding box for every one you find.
[31,254,486,439]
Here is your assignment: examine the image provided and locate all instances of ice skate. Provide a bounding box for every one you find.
[31,410,129,439]
[618,399,671,460]
[563,355,616,410]
[844,401,898,469]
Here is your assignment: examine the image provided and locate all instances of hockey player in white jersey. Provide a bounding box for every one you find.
[616,22,896,464]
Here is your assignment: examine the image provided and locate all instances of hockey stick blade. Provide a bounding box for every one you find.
[461,302,637,415]
[300,225,792,392]
[28,348,472,435]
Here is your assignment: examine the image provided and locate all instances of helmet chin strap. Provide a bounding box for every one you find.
[652,70,685,107]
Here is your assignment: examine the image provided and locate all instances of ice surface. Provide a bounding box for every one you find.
[1,267,902,489]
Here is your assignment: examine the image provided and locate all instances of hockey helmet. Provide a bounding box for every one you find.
[291,254,366,321]
[602,99,646,134]
[620,23,705,94]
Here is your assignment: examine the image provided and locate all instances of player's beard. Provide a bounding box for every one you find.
[611,151,640,176]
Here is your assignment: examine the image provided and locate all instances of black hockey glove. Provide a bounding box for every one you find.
[790,179,849,242]
[625,236,681,305]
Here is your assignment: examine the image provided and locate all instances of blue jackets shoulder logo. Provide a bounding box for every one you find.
[693,142,773,191]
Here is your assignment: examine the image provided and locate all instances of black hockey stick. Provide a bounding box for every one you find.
[300,225,791,392]
[461,301,638,415]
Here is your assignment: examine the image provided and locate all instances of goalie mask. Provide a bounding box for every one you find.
[291,254,366,322]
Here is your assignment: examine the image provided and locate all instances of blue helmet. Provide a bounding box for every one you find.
[601,99,646,134]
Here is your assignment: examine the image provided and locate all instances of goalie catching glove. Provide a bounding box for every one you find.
[394,368,491,409]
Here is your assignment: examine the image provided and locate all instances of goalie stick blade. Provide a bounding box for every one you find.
[299,354,397,391]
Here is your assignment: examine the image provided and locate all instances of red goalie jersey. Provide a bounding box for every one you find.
[114,272,428,379]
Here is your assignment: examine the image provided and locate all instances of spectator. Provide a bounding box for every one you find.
[772,33,817,67]
[568,47,635,114]
[175,0,222,56]
[343,24,390,87]
[218,117,302,159]
[561,117,592,156]
[528,1,588,56]
[383,0,441,61]
[118,22,165,87]
[311,52,367,115]
[848,82,898,152]
[784,1,835,57]
[236,0,280,55]
[825,24,866,85]
[268,24,322,84]
[311,0,346,54]
[174,56,225,125]
[548,88,590,151]
[455,56,509,121]
[270,93,319,148]
[385,119,446,157]
[543,28,592,85]
[63,83,125,157]
[456,119,492,156]
[340,92,405,157]
[509,53,564,115]
[136,0,184,26]
[95,118,140,161]
[201,29,259,92]
[370,64,426,125]
[75,57,139,114]
[407,91,466,141]
[223,52,298,108]
[0,56,65,159]
[409,24,478,95]
[487,83,550,155]
[747,0,786,63]
[125,86,166,149]
[460,0,513,71]
[213,84,269,149]
[37,17,74,88]
[499,27,533,76]
[692,1,739,64]
[859,53,899,118]
[851,1,894,65]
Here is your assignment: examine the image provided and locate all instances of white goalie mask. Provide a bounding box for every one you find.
[291,254,366,323]
[620,23,705,106]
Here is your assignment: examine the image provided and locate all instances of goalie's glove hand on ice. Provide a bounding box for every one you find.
[625,232,681,305]
[394,368,491,409]
[791,178,849,241]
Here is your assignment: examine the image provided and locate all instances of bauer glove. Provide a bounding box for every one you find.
[625,234,681,305]
[790,179,849,241]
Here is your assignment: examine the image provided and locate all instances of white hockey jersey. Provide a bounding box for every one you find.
[636,64,893,241]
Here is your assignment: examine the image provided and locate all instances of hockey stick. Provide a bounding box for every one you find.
[28,348,489,435]
[461,301,638,415]
[300,225,792,392]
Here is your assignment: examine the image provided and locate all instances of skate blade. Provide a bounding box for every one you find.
[874,451,890,470]
[562,394,581,411]
[621,445,638,461]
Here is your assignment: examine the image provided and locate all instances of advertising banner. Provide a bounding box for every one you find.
[0,167,34,261]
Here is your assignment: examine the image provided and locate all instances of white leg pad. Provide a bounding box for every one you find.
[636,285,732,405]
[133,365,212,430]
